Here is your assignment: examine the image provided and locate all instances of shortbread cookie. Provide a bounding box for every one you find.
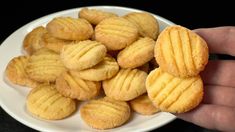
[74,56,119,81]
[46,17,93,40]
[137,63,149,73]
[103,69,147,101]
[5,56,39,88]
[80,97,130,129]
[146,68,203,113]
[95,17,139,50]
[155,25,209,77]
[61,40,107,70]
[129,94,159,115]
[79,8,118,25]
[124,12,159,40]
[56,70,101,100]
[26,49,66,82]
[23,26,47,55]
[42,33,73,53]
[27,84,76,120]
[117,37,155,68]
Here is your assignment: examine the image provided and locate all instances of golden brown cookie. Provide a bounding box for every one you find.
[155,25,209,77]
[103,69,147,101]
[80,97,130,129]
[60,40,107,70]
[56,70,101,100]
[26,48,66,82]
[46,17,93,40]
[129,94,159,115]
[26,84,76,120]
[117,37,155,68]
[23,26,47,55]
[74,55,119,81]
[124,12,159,40]
[79,8,118,25]
[5,56,39,88]
[137,63,149,73]
[146,68,203,113]
[95,17,139,50]
[42,33,73,53]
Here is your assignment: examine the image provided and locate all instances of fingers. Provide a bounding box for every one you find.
[177,104,235,132]
[194,26,235,56]
[201,60,235,87]
[203,85,235,107]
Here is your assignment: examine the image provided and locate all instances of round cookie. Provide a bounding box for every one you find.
[26,48,66,82]
[103,68,147,101]
[23,26,47,55]
[155,25,209,77]
[129,94,159,115]
[46,17,93,40]
[80,97,130,129]
[56,70,101,100]
[123,12,159,40]
[146,68,204,113]
[5,56,40,88]
[74,55,119,81]
[60,40,107,70]
[26,84,76,120]
[95,17,139,50]
[79,8,118,25]
[117,37,155,68]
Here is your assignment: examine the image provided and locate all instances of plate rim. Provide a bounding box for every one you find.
[0,5,176,132]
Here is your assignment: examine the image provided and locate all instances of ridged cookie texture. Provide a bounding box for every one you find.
[124,12,159,40]
[75,55,119,81]
[79,8,118,25]
[129,94,159,115]
[61,40,107,70]
[23,26,47,55]
[56,70,101,100]
[117,37,155,68]
[42,33,73,53]
[146,68,203,113]
[80,97,130,129]
[46,17,93,40]
[103,69,147,101]
[95,17,139,50]
[155,25,209,77]
[26,84,76,120]
[26,48,66,82]
[5,56,39,88]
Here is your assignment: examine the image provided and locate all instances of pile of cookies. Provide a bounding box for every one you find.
[5,7,208,130]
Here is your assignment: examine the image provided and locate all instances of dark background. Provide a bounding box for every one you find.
[0,0,233,131]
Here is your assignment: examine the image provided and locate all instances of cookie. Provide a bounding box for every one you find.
[42,33,73,53]
[129,94,159,115]
[23,26,47,55]
[46,17,93,40]
[124,12,159,40]
[74,55,119,81]
[60,40,107,70]
[26,84,76,120]
[117,37,155,68]
[26,48,66,82]
[95,17,139,50]
[155,25,209,77]
[103,69,147,101]
[80,97,130,129]
[5,56,39,88]
[79,8,118,25]
[56,70,101,100]
[146,68,203,113]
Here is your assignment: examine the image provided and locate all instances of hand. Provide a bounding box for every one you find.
[176,27,235,132]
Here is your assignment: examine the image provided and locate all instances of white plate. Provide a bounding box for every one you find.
[0,6,176,132]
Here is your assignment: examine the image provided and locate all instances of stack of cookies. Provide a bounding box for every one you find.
[5,7,208,130]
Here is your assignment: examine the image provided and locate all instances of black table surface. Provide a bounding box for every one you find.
[0,0,234,132]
